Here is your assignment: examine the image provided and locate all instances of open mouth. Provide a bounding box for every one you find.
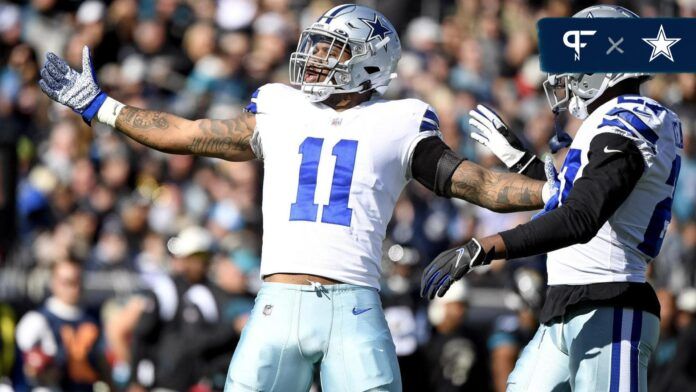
[304,66,330,83]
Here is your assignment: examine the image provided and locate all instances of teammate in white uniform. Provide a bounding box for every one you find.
[422,5,683,392]
[37,5,551,391]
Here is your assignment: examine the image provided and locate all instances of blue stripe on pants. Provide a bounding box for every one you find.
[610,308,623,392]
[630,311,642,392]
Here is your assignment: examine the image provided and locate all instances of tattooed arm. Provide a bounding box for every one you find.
[113,106,256,161]
[449,161,544,212]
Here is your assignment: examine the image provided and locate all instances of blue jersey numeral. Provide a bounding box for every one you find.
[637,156,681,258]
[321,140,358,226]
[290,137,358,227]
[289,137,324,222]
[617,95,664,114]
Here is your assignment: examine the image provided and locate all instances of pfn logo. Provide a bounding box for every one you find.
[563,30,596,61]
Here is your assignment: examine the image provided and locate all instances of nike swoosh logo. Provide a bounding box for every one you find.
[604,146,622,154]
[454,248,467,269]
[352,307,372,315]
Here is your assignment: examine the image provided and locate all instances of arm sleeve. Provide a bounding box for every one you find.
[410,136,465,196]
[499,132,646,259]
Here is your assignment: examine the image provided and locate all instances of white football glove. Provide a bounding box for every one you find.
[469,104,536,173]
[39,46,106,124]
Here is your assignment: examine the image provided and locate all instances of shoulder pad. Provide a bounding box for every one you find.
[597,95,666,145]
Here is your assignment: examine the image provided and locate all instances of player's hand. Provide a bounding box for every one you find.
[421,239,493,300]
[469,104,536,173]
[39,45,107,124]
[534,155,561,219]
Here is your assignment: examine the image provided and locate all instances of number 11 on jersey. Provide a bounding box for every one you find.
[290,137,358,227]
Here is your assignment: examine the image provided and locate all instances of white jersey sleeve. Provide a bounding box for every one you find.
[244,83,296,160]
[400,105,443,178]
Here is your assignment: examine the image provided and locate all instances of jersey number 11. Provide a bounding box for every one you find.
[289,137,358,227]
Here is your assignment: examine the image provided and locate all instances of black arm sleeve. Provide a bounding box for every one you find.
[411,136,465,197]
[518,157,546,181]
[500,133,646,259]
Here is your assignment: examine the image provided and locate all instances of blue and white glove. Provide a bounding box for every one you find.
[39,46,107,125]
[534,155,561,219]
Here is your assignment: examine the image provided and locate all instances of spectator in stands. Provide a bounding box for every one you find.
[15,258,105,391]
[488,268,543,392]
[649,288,696,391]
[425,281,490,391]
[119,226,242,391]
[382,243,430,392]
[0,304,18,390]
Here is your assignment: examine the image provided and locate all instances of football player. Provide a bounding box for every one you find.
[38,5,550,391]
[421,5,683,391]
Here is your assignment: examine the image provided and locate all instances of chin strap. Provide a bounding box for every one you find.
[304,74,395,102]
[549,107,573,153]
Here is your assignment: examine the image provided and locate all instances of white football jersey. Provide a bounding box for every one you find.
[548,95,683,285]
[248,84,440,289]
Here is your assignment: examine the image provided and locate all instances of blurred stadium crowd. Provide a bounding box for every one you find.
[0,0,694,391]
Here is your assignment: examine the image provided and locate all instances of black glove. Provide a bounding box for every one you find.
[420,239,494,299]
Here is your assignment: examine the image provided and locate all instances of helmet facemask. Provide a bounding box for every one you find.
[544,73,608,119]
[290,28,368,102]
[543,74,571,115]
[544,72,647,119]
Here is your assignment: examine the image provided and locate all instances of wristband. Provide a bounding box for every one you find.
[542,182,555,204]
[96,96,125,127]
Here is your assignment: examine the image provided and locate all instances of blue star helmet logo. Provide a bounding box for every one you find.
[359,14,391,42]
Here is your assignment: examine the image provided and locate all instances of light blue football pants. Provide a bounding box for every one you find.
[507,307,659,392]
[225,282,401,392]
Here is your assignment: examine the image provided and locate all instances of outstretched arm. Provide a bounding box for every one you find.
[410,137,546,213]
[114,107,255,161]
[448,160,544,212]
[38,46,256,162]
[421,133,646,299]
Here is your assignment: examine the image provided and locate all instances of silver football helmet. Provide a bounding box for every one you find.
[543,5,649,119]
[289,4,401,102]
